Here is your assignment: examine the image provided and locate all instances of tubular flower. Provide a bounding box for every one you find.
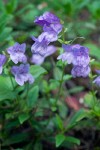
[57,44,90,67]
[7,43,27,64]
[31,45,56,65]
[31,34,49,56]
[11,64,34,86]
[34,12,61,27]
[34,12,62,42]
[71,65,91,78]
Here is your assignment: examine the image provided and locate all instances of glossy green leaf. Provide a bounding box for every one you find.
[27,86,39,108]
[56,114,64,130]
[53,67,62,80]
[0,76,16,101]
[67,109,87,129]
[18,113,30,124]
[84,43,100,59]
[30,65,47,79]
[65,136,80,145]
[55,134,65,147]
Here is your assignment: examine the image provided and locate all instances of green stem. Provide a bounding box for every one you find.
[62,27,65,42]
[9,75,15,90]
[9,72,19,103]
[25,83,29,99]
[55,63,65,104]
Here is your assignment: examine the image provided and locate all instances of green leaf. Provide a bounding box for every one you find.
[27,86,39,108]
[6,0,18,13]
[18,113,30,124]
[53,67,62,80]
[63,74,72,81]
[0,0,6,12]
[0,76,16,101]
[49,79,60,90]
[55,134,65,147]
[3,132,29,146]
[84,93,94,108]
[0,27,12,42]
[84,43,100,59]
[69,86,84,94]
[30,65,47,79]
[67,109,87,129]
[65,136,80,145]
[56,114,64,130]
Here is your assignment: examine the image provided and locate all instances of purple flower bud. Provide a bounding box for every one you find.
[31,45,56,65]
[11,64,34,86]
[7,43,27,64]
[71,65,90,78]
[0,54,6,74]
[93,76,100,87]
[34,12,61,27]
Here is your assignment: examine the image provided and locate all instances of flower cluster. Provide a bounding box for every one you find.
[0,11,95,87]
[31,12,62,64]
[57,44,90,77]
[7,43,34,86]
[93,70,100,87]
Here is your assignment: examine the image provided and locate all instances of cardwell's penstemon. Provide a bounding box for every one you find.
[31,12,62,65]
[11,64,34,86]
[0,54,6,74]
[7,43,27,64]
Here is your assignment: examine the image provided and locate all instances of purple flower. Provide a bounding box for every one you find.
[0,54,6,74]
[57,46,74,64]
[71,65,91,78]
[93,76,100,87]
[95,70,100,74]
[31,34,49,56]
[11,64,34,86]
[34,12,62,42]
[57,44,90,67]
[40,32,58,42]
[72,44,90,67]
[43,23,62,35]
[31,45,56,65]
[31,54,45,65]
[34,12,61,27]
[7,43,27,64]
